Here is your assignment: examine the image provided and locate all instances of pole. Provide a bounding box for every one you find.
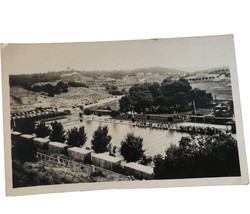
[193,100,196,123]
[193,100,196,115]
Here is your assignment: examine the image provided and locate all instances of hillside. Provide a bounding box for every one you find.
[185,67,232,100]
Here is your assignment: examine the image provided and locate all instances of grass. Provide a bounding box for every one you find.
[12,159,130,188]
[190,79,233,100]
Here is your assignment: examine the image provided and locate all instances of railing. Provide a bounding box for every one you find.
[36,152,130,179]
[36,152,92,174]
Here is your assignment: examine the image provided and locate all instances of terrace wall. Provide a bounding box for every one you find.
[11,132,154,180]
[68,147,92,162]
[123,162,154,180]
[48,141,68,155]
[91,153,123,171]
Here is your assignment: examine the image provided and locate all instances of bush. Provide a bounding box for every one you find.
[91,170,105,177]
[110,110,120,118]
[154,134,241,179]
[84,109,92,116]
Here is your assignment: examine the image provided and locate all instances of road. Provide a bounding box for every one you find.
[82,95,123,109]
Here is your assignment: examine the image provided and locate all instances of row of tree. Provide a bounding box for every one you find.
[32,81,69,96]
[9,72,60,90]
[16,120,241,178]
[35,121,145,163]
[119,78,213,113]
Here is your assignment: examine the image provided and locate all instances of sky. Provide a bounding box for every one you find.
[1,35,236,75]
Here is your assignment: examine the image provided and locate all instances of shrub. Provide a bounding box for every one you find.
[154,134,241,179]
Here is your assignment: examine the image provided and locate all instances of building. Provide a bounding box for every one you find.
[60,72,82,82]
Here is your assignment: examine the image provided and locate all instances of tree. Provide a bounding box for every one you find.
[119,96,132,113]
[84,109,92,115]
[67,126,87,147]
[110,110,120,118]
[121,133,144,162]
[49,121,66,143]
[154,134,241,179]
[91,125,112,153]
[167,116,173,123]
[34,121,51,137]
[15,118,35,134]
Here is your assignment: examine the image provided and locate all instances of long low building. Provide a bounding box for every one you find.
[123,162,154,180]
[91,153,123,171]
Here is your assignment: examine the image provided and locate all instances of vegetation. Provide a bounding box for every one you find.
[119,78,213,113]
[34,121,51,137]
[109,90,123,95]
[32,81,68,97]
[67,126,87,148]
[9,72,61,90]
[84,109,92,115]
[91,125,112,153]
[13,118,35,134]
[121,133,144,162]
[12,159,129,188]
[12,138,37,162]
[49,121,66,143]
[110,110,120,118]
[154,134,241,179]
[68,81,88,87]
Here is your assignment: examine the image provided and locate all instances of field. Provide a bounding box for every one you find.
[10,86,111,112]
[191,78,232,100]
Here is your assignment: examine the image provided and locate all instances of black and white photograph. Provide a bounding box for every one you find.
[1,35,248,196]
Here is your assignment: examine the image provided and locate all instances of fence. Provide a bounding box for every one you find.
[36,152,93,174]
[36,152,130,179]
[12,131,150,180]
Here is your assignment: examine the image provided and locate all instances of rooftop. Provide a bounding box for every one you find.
[124,162,154,174]
[20,134,35,140]
[34,137,50,144]
[49,141,68,148]
[68,147,92,154]
[91,153,123,163]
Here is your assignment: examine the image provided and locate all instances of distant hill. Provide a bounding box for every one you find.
[9,66,187,89]
[193,67,230,76]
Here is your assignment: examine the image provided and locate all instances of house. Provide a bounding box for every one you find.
[213,103,232,117]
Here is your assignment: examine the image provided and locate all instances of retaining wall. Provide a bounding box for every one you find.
[48,141,68,154]
[123,162,154,180]
[68,147,92,162]
[91,153,123,171]
[10,131,154,180]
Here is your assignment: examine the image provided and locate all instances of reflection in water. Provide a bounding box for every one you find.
[64,120,189,156]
